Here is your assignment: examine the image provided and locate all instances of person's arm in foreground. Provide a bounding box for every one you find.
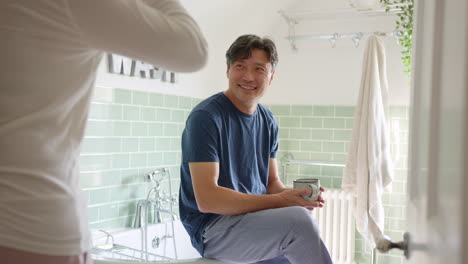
[189,161,324,216]
[68,0,208,72]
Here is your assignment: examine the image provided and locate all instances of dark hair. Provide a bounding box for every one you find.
[225,34,278,71]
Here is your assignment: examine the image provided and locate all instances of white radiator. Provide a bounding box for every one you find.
[311,189,356,264]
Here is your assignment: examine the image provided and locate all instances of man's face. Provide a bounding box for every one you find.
[225,49,275,113]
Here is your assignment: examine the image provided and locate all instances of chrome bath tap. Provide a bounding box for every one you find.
[133,168,178,228]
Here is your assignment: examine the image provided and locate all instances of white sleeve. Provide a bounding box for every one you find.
[67,0,208,73]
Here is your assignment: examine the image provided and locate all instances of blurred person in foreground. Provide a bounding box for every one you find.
[0,1,208,263]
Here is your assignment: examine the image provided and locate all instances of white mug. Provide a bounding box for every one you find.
[293,178,321,201]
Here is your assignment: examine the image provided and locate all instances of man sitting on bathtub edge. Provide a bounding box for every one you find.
[179,34,332,264]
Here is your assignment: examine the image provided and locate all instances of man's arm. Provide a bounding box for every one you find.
[266,157,326,210]
[190,161,323,215]
[266,158,287,194]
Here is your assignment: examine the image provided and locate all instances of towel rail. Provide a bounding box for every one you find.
[280,153,345,183]
[281,153,345,167]
[286,159,345,167]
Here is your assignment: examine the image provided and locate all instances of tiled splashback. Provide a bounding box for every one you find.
[80,87,202,230]
[80,86,408,264]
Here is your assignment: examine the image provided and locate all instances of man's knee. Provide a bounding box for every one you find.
[283,206,319,235]
[283,206,310,221]
[244,206,319,236]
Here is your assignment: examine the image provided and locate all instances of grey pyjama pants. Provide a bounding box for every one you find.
[202,206,333,264]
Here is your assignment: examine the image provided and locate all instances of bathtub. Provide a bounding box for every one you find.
[91,220,225,264]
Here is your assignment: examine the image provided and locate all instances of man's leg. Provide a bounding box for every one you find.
[257,255,291,264]
[203,206,332,264]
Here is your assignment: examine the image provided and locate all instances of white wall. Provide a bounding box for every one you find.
[264,15,411,106]
[95,0,411,106]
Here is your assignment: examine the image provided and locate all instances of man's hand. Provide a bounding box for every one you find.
[275,186,326,210]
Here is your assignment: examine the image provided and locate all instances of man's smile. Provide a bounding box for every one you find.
[239,84,256,90]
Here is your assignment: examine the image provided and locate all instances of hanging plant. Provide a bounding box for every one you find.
[380,0,414,76]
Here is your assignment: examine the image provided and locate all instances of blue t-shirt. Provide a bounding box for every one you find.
[179,92,279,255]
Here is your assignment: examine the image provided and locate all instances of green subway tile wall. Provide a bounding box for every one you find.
[80,87,201,230]
[80,87,408,263]
[267,104,409,264]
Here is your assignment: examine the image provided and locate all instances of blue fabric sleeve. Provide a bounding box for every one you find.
[270,117,279,158]
[184,110,219,163]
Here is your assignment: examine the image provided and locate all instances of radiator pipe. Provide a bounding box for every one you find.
[372,248,376,264]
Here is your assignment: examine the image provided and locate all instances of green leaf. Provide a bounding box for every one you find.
[387,0,414,76]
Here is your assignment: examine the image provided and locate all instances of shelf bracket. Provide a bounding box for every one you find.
[279,10,299,51]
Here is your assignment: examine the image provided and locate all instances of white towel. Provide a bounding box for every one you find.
[342,35,393,247]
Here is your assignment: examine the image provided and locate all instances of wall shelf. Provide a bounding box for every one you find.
[279,4,404,50]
